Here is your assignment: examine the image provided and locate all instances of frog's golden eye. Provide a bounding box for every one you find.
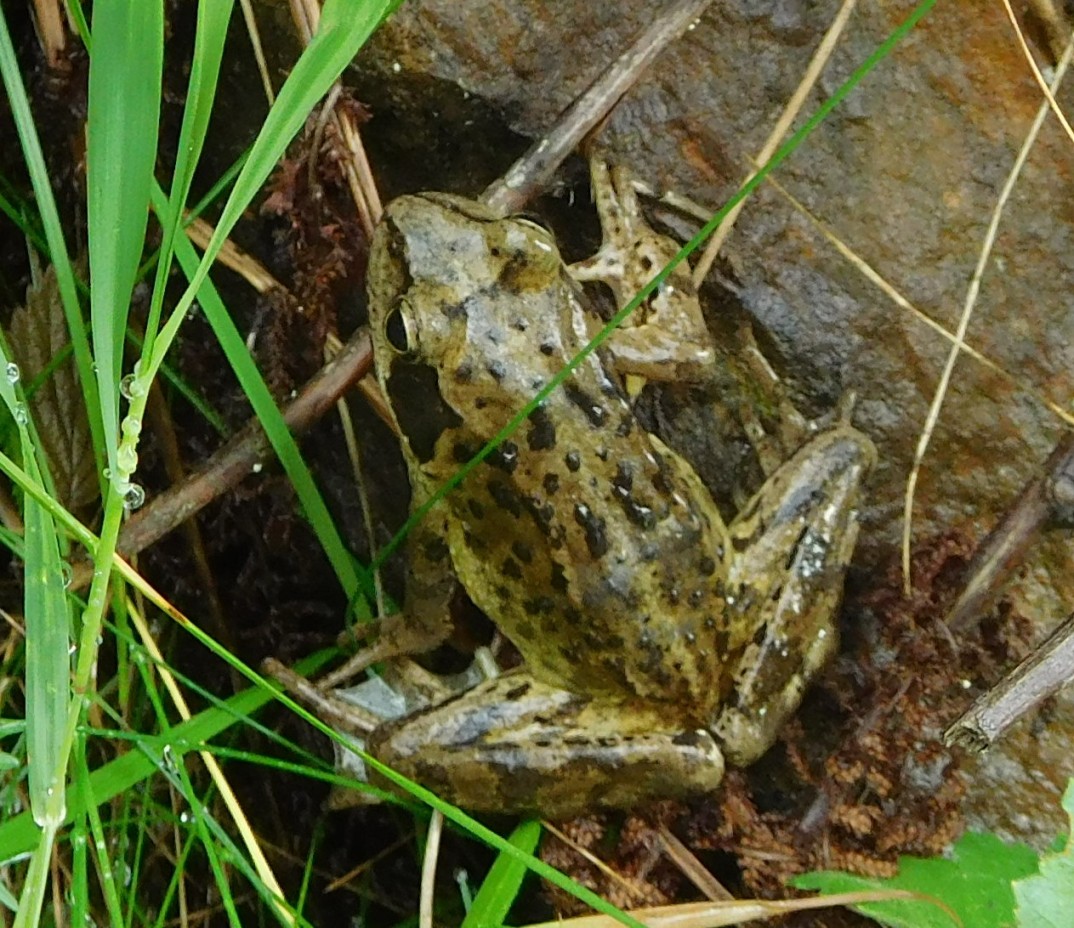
[383,299,414,354]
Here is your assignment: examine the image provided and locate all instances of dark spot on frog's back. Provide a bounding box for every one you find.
[386,361,463,464]
[442,299,468,321]
[463,528,487,553]
[502,557,523,580]
[526,406,557,451]
[423,536,450,562]
[505,681,531,701]
[489,441,519,473]
[612,460,657,529]
[511,541,533,564]
[487,478,524,517]
[550,562,568,592]
[564,383,607,427]
[523,595,555,616]
[573,503,609,558]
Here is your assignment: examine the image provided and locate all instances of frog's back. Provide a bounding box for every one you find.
[370,192,736,716]
[420,321,737,716]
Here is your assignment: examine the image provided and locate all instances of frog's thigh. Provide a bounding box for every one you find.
[716,425,876,766]
[368,671,724,817]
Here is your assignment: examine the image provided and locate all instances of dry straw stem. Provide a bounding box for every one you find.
[522,889,943,928]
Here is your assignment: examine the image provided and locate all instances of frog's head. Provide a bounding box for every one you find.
[367,193,568,464]
[368,193,564,370]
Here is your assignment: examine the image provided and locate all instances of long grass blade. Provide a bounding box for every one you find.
[143,0,235,350]
[86,1,163,487]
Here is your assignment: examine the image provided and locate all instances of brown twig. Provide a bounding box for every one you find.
[481,0,716,215]
[945,433,1074,633]
[945,609,1074,751]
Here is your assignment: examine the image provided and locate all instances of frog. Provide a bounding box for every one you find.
[323,161,876,818]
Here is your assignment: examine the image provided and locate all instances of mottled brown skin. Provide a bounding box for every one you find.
[363,181,875,816]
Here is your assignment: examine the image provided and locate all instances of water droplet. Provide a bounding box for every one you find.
[116,444,138,474]
[4,362,19,384]
[119,374,135,399]
[251,462,263,474]
[102,467,112,480]
[123,484,146,510]
[13,403,28,426]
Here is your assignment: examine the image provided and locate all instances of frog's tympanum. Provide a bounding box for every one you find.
[357,164,876,818]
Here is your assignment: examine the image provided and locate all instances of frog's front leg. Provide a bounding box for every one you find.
[569,159,716,384]
[320,513,458,688]
[367,670,725,818]
[713,423,876,766]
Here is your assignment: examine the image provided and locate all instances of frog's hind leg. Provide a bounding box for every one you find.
[715,424,876,767]
[368,670,725,818]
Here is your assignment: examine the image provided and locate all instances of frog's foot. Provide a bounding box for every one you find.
[368,670,725,818]
[569,158,716,385]
[319,613,450,689]
[716,423,876,766]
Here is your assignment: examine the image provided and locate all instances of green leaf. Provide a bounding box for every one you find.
[795,831,1040,928]
[1013,780,1074,928]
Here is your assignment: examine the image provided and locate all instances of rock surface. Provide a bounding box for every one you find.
[350,0,1074,846]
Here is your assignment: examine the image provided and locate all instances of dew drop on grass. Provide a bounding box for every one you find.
[123,483,146,510]
[4,362,19,384]
[12,403,28,426]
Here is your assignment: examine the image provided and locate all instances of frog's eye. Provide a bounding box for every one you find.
[383,299,415,354]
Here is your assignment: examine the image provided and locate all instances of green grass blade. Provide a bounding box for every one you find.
[143,0,234,350]
[85,1,163,483]
[143,0,401,386]
[0,343,71,832]
[157,186,369,604]
[462,819,542,928]
[21,458,69,825]
[0,663,293,863]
